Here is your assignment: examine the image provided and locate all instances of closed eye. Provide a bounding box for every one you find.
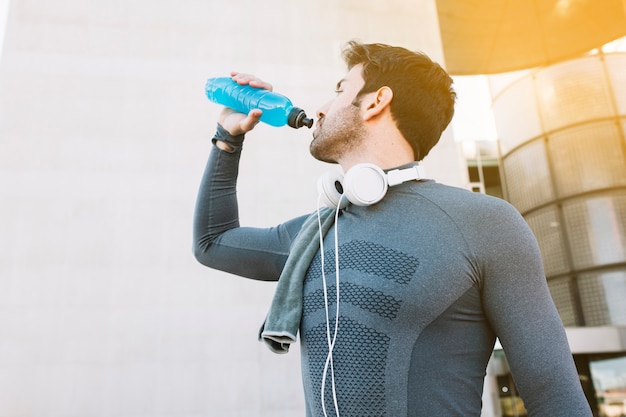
[335,79,346,94]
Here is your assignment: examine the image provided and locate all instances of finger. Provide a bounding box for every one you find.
[239,109,263,132]
[230,72,273,91]
[230,72,252,84]
[249,79,273,91]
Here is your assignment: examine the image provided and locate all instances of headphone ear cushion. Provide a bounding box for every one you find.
[317,170,348,209]
[343,164,388,206]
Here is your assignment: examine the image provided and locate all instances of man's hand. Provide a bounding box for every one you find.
[218,72,273,137]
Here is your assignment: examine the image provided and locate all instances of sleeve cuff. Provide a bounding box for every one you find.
[212,123,245,153]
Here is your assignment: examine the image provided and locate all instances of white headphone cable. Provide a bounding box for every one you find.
[316,194,344,417]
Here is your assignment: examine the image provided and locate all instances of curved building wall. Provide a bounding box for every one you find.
[493,53,626,327]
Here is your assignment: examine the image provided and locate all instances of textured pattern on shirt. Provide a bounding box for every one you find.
[305,240,419,285]
[304,316,391,417]
[302,239,419,416]
[303,281,402,319]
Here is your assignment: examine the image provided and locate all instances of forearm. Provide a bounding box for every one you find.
[193,124,245,257]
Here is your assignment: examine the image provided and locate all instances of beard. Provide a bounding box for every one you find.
[309,103,367,163]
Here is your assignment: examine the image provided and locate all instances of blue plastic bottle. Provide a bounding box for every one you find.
[205,77,313,129]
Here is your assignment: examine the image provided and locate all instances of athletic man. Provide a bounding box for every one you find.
[193,41,592,416]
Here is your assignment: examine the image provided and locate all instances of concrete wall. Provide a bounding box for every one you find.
[0,1,464,415]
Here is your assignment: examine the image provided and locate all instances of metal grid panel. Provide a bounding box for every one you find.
[577,273,610,326]
[606,54,626,115]
[525,205,569,277]
[503,140,554,213]
[548,121,626,198]
[578,271,626,326]
[563,192,626,270]
[547,277,579,326]
[535,57,614,132]
[493,74,543,155]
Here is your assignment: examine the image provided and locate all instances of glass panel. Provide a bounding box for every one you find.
[483,165,503,199]
[502,140,554,213]
[606,54,626,116]
[579,271,626,326]
[563,193,626,269]
[493,74,543,155]
[535,56,614,132]
[547,277,579,326]
[590,356,626,417]
[497,373,528,417]
[524,206,569,276]
[468,165,480,182]
[548,121,626,198]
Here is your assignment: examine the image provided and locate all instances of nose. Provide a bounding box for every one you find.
[316,100,332,120]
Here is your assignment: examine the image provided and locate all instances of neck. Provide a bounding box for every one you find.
[338,130,415,172]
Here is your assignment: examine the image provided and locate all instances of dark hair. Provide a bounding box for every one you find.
[342,41,456,160]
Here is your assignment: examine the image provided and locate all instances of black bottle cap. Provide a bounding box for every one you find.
[288,107,314,129]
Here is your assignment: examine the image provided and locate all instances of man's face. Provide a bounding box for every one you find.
[309,64,368,163]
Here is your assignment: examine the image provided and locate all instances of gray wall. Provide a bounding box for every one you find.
[0,1,465,415]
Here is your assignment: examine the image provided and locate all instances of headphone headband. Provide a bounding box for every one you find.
[387,165,425,186]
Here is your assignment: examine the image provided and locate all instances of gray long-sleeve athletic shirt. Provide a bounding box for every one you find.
[193,127,592,417]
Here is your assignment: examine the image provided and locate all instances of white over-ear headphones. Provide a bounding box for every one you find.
[317,163,425,209]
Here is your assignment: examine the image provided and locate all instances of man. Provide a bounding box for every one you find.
[193,41,592,416]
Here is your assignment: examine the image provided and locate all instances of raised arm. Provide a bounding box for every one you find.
[193,72,308,281]
[192,123,308,280]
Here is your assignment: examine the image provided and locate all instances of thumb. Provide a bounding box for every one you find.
[239,109,263,132]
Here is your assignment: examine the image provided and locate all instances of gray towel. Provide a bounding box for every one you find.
[259,207,336,353]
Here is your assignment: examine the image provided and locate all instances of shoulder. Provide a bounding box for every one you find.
[413,181,520,220]
[409,181,536,250]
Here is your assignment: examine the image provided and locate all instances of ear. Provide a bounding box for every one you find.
[363,86,393,121]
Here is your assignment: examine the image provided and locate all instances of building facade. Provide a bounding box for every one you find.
[464,42,626,416]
